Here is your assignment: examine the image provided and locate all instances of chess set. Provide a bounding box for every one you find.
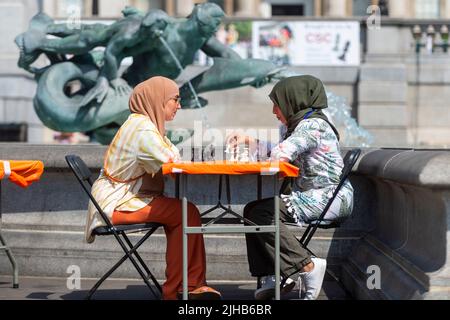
[189,144,259,163]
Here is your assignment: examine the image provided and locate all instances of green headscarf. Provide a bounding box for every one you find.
[269,75,340,141]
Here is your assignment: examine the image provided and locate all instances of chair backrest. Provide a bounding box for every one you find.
[65,155,113,229]
[340,148,362,181]
[315,148,362,224]
[301,148,362,248]
[65,155,94,186]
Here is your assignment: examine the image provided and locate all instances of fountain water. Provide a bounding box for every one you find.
[326,92,373,148]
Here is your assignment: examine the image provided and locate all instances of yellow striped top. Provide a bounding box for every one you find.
[86,114,180,243]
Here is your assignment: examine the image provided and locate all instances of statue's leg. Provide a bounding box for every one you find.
[46,23,106,37]
[38,30,102,55]
[15,20,108,72]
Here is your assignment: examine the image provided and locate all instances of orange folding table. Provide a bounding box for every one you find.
[162,161,299,300]
[0,160,44,288]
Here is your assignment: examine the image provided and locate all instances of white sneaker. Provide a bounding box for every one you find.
[299,257,327,300]
[254,275,296,300]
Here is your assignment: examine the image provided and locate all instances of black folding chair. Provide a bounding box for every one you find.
[65,155,163,300]
[280,148,362,291]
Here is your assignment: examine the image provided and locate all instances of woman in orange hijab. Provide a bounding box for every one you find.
[87,76,221,300]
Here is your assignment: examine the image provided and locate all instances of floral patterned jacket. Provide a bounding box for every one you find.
[269,118,354,225]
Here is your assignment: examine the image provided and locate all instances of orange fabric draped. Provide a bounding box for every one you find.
[0,160,44,188]
[162,161,299,178]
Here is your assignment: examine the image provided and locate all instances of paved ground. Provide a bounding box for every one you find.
[0,275,351,300]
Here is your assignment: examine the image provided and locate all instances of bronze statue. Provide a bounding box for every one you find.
[15,3,280,144]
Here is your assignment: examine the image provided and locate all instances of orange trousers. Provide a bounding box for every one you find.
[112,196,207,300]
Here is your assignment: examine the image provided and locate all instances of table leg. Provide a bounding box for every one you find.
[274,195,280,300]
[257,175,262,200]
[0,181,19,289]
[178,174,189,300]
[175,174,180,199]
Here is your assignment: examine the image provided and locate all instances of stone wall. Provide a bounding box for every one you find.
[1,144,449,299]
[341,149,450,300]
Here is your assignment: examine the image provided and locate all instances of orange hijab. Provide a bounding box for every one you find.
[129,76,179,136]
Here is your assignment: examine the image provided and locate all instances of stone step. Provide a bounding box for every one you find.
[0,226,359,281]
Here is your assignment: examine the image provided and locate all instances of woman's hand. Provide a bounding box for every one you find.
[226,132,256,149]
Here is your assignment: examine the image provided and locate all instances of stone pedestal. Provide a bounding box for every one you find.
[342,150,450,300]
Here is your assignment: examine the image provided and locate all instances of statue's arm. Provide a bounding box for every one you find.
[201,37,241,60]
[79,31,135,105]
[100,33,135,81]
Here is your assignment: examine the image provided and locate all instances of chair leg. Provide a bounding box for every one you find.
[86,230,159,300]
[122,231,163,294]
[86,254,129,300]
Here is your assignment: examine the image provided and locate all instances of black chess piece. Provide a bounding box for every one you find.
[338,41,351,62]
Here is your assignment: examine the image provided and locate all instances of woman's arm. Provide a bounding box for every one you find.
[137,129,180,173]
[270,120,321,162]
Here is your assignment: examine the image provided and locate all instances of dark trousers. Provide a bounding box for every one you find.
[244,198,312,278]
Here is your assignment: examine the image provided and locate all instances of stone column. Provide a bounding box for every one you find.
[443,0,450,18]
[235,0,258,17]
[388,0,411,18]
[259,1,271,18]
[42,0,57,17]
[324,0,348,17]
[314,0,322,16]
[99,0,128,17]
[224,0,234,16]
[165,0,175,16]
[176,0,195,17]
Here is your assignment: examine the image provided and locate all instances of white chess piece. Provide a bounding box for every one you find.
[225,144,237,162]
[239,147,250,162]
[203,143,215,162]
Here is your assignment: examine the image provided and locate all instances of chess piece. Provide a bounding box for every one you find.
[203,143,216,162]
[225,144,237,162]
[338,41,351,62]
[333,34,340,52]
[239,146,250,162]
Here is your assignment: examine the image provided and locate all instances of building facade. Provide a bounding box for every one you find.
[40,0,450,19]
[2,0,450,147]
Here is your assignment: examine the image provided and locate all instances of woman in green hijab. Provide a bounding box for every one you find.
[228,75,354,300]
